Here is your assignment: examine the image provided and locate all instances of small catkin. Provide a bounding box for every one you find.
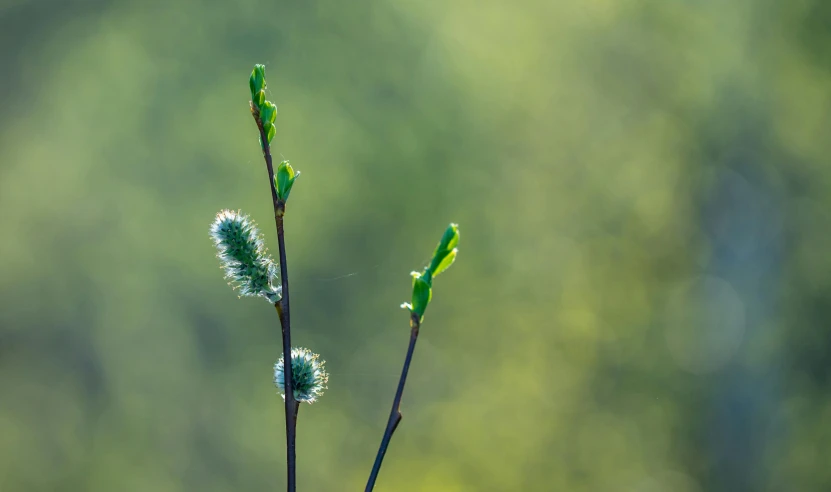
[210,209,281,303]
[274,347,329,403]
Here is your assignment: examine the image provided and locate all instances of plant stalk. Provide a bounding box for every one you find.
[365,313,421,492]
[254,109,298,492]
[276,215,299,492]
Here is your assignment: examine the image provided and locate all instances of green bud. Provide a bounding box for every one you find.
[438,223,460,252]
[428,223,460,276]
[260,101,278,148]
[250,64,266,105]
[266,124,276,145]
[431,248,457,278]
[253,90,265,109]
[274,160,299,203]
[410,271,432,319]
[402,224,460,320]
[260,101,277,126]
[249,65,278,150]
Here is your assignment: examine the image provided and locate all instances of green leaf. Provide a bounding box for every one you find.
[431,248,457,278]
[276,160,299,202]
[404,225,460,319]
[249,65,267,109]
[253,90,265,109]
[429,223,460,274]
[438,223,460,253]
[410,273,432,318]
[260,101,277,126]
[266,124,276,145]
[250,64,266,101]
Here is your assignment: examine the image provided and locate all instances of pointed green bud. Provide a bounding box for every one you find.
[428,223,460,277]
[260,101,277,125]
[266,124,276,145]
[438,223,460,253]
[250,64,266,97]
[253,89,265,110]
[275,160,299,203]
[258,101,277,149]
[402,224,460,320]
[431,248,457,278]
[250,64,266,108]
[410,272,432,319]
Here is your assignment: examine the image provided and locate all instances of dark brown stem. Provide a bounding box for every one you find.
[275,216,298,492]
[365,313,421,491]
[254,108,298,492]
[251,104,282,218]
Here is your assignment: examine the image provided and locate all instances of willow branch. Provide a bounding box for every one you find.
[254,107,299,492]
[365,313,421,491]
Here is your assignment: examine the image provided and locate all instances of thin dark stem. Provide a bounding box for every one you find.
[365,313,421,492]
[254,107,298,492]
[276,216,298,492]
[251,104,281,215]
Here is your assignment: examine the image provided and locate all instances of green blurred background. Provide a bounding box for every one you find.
[1,0,830,490]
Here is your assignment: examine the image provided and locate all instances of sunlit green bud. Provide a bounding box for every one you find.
[437,223,460,253]
[431,248,457,278]
[258,101,278,149]
[210,209,281,303]
[410,271,433,319]
[428,223,459,277]
[248,65,277,149]
[274,347,329,403]
[260,100,277,126]
[274,160,299,203]
[402,224,460,320]
[250,64,266,108]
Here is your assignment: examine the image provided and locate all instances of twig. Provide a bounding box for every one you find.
[365,312,421,491]
[254,109,299,492]
[275,213,299,492]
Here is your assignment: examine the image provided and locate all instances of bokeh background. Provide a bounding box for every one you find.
[1,0,830,490]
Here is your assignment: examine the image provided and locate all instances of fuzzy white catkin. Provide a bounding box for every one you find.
[210,209,281,303]
[274,347,329,403]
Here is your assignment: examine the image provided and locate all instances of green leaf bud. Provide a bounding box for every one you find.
[431,248,457,278]
[275,160,299,203]
[403,224,460,320]
[250,64,266,108]
[260,100,277,126]
[429,223,460,277]
[410,271,433,319]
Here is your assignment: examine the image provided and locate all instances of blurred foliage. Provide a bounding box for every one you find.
[1,0,830,490]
